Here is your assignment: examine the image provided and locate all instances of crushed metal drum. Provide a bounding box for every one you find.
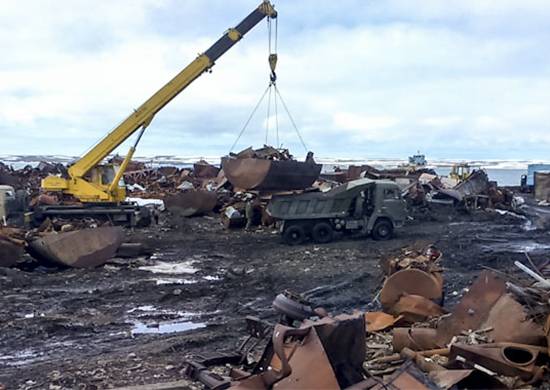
[164,190,217,217]
[27,226,124,268]
[222,157,322,191]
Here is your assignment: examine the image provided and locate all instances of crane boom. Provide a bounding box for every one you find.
[42,1,277,202]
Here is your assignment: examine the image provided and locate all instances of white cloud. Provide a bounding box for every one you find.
[1,1,550,160]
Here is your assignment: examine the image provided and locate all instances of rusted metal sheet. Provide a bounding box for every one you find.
[0,240,22,267]
[222,157,321,191]
[164,191,217,217]
[272,327,340,389]
[483,293,545,346]
[428,369,506,390]
[392,328,441,352]
[453,169,489,197]
[365,312,402,332]
[232,324,339,390]
[312,313,366,388]
[449,343,545,381]
[435,270,506,345]
[231,312,365,389]
[193,160,220,179]
[436,271,544,346]
[391,294,445,324]
[370,360,438,390]
[545,314,550,355]
[380,269,443,311]
[27,226,124,268]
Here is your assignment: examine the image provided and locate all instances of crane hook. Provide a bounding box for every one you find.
[269,53,277,83]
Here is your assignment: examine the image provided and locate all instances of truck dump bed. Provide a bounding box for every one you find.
[268,179,379,220]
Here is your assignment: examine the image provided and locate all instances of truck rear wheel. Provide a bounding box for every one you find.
[372,219,393,241]
[283,224,306,245]
[312,222,333,244]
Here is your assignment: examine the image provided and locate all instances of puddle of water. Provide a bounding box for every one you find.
[0,341,74,367]
[154,278,197,285]
[484,241,550,253]
[0,349,41,366]
[131,320,206,335]
[127,305,156,313]
[127,305,200,318]
[138,260,198,275]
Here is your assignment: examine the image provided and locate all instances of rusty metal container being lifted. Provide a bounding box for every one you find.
[27,226,124,268]
[222,156,321,191]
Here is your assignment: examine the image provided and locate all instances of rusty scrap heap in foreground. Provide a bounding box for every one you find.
[182,246,550,389]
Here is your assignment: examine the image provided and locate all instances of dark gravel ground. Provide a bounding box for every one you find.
[1,205,548,389]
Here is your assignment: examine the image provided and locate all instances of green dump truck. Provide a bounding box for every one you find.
[267,179,407,245]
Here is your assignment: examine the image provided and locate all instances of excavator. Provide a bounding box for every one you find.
[35,1,277,226]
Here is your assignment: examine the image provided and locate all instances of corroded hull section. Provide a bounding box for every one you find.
[164,191,217,217]
[222,157,321,191]
[27,226,124,268]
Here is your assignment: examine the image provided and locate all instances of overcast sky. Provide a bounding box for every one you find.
[1,0,550,161]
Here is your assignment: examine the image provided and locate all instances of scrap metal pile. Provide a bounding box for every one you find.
[182,246,550,389]
[320,164,514,213]
[0,147,321,225]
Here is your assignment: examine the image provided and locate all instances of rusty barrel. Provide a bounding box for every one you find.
[27,226,124,268]
[222,157,322,191]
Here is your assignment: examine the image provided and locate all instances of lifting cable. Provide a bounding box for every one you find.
[229,84,271,152]
[230,13,308,154]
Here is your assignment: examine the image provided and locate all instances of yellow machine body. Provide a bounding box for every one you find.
[41,2,277,203]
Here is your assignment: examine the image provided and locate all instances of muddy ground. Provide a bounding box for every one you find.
[1,203,549,389]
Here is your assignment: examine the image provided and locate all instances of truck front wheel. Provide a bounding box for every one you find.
[312,222,334,244]
[283,224,306,245]
[372,219,393,241]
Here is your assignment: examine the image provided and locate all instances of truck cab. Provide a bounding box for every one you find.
[267,179,407,245]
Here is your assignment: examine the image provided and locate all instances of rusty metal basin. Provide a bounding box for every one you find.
[27,226,124,268]
[380,268,443,311]
[164,191,217,217]
[0,240,22,267]
[221,157,322,191]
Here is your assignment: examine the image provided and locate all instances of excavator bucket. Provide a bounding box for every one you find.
[27,226,124,268]
[222,157,322,191]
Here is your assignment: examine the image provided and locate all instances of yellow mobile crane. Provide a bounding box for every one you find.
[36,1,277,226]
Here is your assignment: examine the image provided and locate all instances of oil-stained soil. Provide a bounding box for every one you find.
[1,207,548,389]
